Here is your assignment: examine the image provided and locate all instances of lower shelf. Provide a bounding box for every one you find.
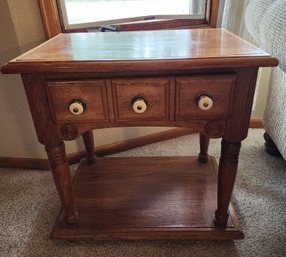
[51,156,244,240]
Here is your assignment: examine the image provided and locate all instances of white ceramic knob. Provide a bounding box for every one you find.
[197,95,213,111]
[69,100,85,115]
[132,98,147,114]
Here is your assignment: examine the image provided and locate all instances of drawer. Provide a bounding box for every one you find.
[175,75,236,120]
[111,78,170,121]
[46,80,109,122]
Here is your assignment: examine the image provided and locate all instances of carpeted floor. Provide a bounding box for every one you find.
[0,129,285,257]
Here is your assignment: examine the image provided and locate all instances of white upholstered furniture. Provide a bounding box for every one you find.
[245,0,286,159]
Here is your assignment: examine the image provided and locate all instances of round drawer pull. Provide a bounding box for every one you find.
[197,94,213,111]
[132,98,147,114]
[69,100,85,115]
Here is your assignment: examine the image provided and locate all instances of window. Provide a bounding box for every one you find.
[58,0,212,31]
[38,0,219,38]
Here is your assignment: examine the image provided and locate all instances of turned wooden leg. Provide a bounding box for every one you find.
[45,142,78,224]
[214,140,241,226]
[82,130,96,164]
[198,133,210,163]
[263,132,282,157]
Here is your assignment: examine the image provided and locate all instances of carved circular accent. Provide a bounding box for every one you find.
[60,124,79,140]
[204,120,224,137]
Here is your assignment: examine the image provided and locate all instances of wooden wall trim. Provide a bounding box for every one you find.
[249,119,263,128]
[0,128,192,170]
[210,0,220,28]
[0,119,263,171]
[38,0,62,39]
[0,157,49,170]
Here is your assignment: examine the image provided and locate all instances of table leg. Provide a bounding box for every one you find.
[198,133,210,163]
[215,139,241,226]
[45,142,78,224]
[83,131,96,164]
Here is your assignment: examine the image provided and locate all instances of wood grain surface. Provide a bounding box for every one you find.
[51,156,244,240]
[1,29,278,74]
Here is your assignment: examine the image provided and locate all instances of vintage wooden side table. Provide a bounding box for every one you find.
[1,29,277,240]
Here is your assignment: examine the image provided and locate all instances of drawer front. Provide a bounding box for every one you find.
[175,75,236,120]
[112,78,170,121]
[46,80,109,122]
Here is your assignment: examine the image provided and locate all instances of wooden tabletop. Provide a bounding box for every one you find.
[1,29,278,74]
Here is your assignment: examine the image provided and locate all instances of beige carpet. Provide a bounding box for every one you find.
[1,129,285,257]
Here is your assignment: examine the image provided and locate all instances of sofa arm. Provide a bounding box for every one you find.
[245,0,286,72]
